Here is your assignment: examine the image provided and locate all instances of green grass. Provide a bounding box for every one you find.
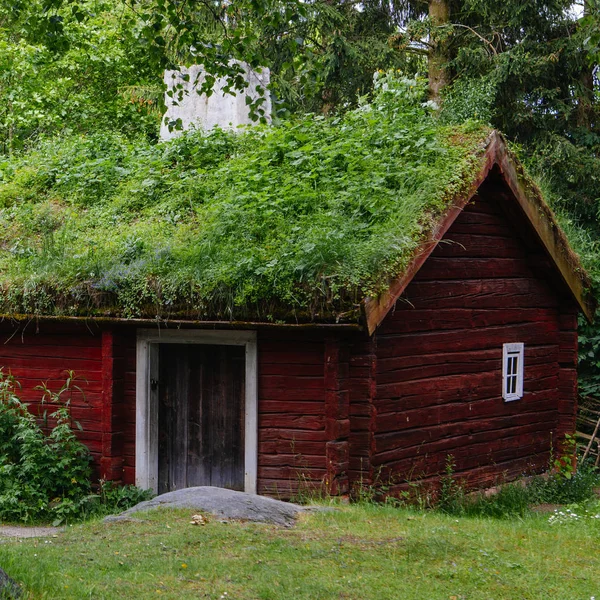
[0,74,491,322]
[1,502,599,599]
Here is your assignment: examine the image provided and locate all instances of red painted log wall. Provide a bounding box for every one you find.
[256,330,327,497]
[372,184,578,493]
[0,322,105,473]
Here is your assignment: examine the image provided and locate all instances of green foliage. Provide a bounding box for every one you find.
[433,450,600,519]
[0,370,152,524]
[440,76,496,124]
[527,460,600,506]
[0,370,92,523]
[0,73,491,321]
[437,455,466,514]
[0,0,160,153]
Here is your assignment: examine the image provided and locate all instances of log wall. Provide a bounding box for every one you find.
[373,188,578,492]
[0,322,106,475]
[256,330,328,496]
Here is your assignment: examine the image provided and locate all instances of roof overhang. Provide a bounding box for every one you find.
[363,131,596,335]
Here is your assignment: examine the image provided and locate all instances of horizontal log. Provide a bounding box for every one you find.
[375,401,558,451]
[376,418,556,463]
[259,340,323,353]
[350,415,372,432]
[259,440,326,455]
[259,454,327,468]
[259,400,325,415]
[259,415,325,430]
[376,362,558,402]
[0,346,101,360]
[376,431,552,480]
[349,403,372,418]
[400,279,558,310]
[376,322,558,359]
[379,307,558,335]
[416,257,533,281]
[558,310,578,330]
[0,334,102,347]
[260,363,323,377]
[432,233,526,259]
[448,221,515,239]
[259,351,324,365]
[259,375,324,390]
[377,344,558,374]
[258,465,326,480]
[259,388,326,401]
[260,427,328,442]
[375,397,558,437]
[257,479,300,498]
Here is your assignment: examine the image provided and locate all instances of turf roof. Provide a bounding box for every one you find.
[0,77,493,323]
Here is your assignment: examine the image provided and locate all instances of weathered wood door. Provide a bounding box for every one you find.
[157,344,246,494]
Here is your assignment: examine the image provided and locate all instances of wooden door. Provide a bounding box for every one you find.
[157,344,246,494]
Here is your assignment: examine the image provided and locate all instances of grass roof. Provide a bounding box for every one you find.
[0,74,491,323]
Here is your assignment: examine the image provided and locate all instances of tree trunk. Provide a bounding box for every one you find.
[428,0,450,104]
[576,1,595,130]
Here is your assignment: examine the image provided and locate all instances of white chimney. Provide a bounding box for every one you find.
[160,62,271,140]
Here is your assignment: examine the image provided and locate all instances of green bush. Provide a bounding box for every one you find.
[526,461,600,506]
[0,371,152,524]
[430,449,600,519]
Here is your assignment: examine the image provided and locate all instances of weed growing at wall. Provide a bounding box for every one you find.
[0,371,151,524]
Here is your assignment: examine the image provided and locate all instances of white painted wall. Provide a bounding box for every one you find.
[160,62,271,140]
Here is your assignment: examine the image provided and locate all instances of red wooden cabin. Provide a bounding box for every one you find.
[0,132,594,497]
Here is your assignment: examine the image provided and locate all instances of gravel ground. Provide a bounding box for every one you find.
[0,526,62,539]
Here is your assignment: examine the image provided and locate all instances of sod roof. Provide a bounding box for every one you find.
[0,79,591,326]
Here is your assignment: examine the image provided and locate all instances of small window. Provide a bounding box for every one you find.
[503,343,524,401]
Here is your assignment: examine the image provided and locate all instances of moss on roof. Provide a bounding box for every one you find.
[0,75,492,322]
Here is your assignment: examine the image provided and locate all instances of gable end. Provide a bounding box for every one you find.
[364,131,595,334]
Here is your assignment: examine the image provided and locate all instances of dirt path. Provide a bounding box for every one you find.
[0,526,62,539]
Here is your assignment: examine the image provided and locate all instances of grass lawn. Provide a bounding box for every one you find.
[1,503,599,599]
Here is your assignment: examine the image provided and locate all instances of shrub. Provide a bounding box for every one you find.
[0,371,151,524]
[526,460,600,506]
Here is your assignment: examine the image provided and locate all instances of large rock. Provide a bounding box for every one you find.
[0,567,21,599]
[104,487,303,527]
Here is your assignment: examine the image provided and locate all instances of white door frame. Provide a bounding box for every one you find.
[135,329,258,494]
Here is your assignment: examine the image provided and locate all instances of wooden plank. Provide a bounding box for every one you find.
[0,334,101,348]
[374,399,558,438]
[415,257,534,281]
[374,386,558,420]
[377,344,558,374]
[432,234,526,259]
[260,454,327,468]
[0,346,101,360]
[376,322,558,359]
[259,414,325,430]
[259,351,324,365]
[260,427,328,442]
[374,418,558,467]
[380,308,557,335]
[401,279,559,310]
[260,363,323,377]
[259,375,324,390]
[259,387,327,401]
[260,400,325,415]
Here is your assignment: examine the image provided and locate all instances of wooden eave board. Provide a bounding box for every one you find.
[364,131,595,335]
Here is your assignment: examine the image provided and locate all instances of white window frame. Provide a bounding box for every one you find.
[502,342,524,402]
[135,329,258,494]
